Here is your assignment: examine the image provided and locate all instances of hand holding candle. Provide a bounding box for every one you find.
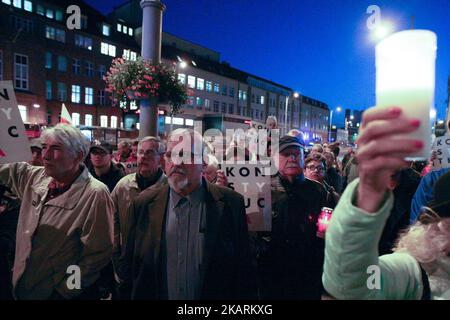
[376,30,437,161]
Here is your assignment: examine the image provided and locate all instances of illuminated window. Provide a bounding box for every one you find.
[46,8,53,19]
[102,24,110,36]
[85,87,93,105]
[14,53,28,90]
[85,114,93,126]
[13,0,21,9]
[205,81,212,92]
[111,116,118,128]
[187,75,196,89]
[71,85,81,103]
[178,73,186,84]
[72,113,80,126]
[100,116,108,127]
[24,0,32,12]
[196,78,204,90]
[101,42,116,57]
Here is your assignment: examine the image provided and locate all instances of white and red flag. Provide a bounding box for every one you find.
[60,103,72,125]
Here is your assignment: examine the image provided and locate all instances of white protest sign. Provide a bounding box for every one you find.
[0,81,32,164]
[223,164,271,232]
[432,134,450,170]
[121,161,138,175]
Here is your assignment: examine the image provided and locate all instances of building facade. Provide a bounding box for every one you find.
[0,0,330,143]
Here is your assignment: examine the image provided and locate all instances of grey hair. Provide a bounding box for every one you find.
[41,124,90,160]
[266,115,278,125]
[138,136,160,151]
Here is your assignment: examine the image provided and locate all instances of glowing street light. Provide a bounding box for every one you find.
[285,92,299,134]
[179,60,187,69]
[371,21,395,41]
[328,106,342,142]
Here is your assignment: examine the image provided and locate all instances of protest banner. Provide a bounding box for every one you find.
[223,164,271,232]
[121,162,138,175]
[432,134,450,170]
[0,81,32,164]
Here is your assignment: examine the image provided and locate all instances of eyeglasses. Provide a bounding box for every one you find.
[418,206,441,225]
[306,165,325,172]
[163,150,201,164]
[280,150,302,158]
[138,149,158,157]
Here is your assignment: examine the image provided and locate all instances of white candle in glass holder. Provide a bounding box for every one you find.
[376,30,437,161]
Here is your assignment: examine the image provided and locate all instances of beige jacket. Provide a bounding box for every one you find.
[0,162,114,300]
[111,171,167,276]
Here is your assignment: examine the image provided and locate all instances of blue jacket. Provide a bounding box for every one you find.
[410,167,450,223]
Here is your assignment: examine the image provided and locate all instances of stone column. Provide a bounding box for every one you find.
[139,0,165,138]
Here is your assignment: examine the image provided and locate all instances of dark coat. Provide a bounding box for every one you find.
[89,162,125,193]
[120,181,257,300]
[255,174,328,300]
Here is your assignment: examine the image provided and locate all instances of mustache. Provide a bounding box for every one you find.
[169,168,186,176]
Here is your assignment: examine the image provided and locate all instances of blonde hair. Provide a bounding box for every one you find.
[394,217,450,264]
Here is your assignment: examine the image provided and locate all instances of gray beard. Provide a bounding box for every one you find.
[168,176,188,193]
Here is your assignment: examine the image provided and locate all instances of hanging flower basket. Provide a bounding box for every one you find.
[104,56,188,114]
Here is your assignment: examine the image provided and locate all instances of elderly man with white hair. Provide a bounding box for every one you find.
[0,124,114,300]
[120,128,256,299]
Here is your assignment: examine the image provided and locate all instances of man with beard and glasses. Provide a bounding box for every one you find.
[120,128,256,299]
[323,106,450,300]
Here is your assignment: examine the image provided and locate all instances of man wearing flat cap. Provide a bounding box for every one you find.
[255,135,328,300]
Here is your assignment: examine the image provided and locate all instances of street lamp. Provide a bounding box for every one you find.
[370,21,395,42]
[285,92,299,135]
[328,106,342,143]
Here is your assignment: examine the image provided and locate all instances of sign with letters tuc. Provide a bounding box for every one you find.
[432,134,450,170]
[223,164,271,232]
[0,81,32,164]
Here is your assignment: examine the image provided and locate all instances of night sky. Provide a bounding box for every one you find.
[91,0,450,127]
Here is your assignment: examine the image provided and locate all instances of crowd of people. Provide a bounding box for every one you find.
[0,110,448,300]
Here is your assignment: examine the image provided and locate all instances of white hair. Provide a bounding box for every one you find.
[138,136,160,151]
[394,218,450,264]
[266,115,277,125]
[41,124,89,160]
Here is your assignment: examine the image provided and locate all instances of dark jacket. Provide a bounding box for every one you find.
[255,173,327,300]
[325,167,343,194]
[90,162,125,192]
[379,168,421,255]
[120,180,257,300]
[0,185,20,300]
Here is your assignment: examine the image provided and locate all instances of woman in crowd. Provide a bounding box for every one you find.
[322,106,450,300]
[304,153,340,208]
